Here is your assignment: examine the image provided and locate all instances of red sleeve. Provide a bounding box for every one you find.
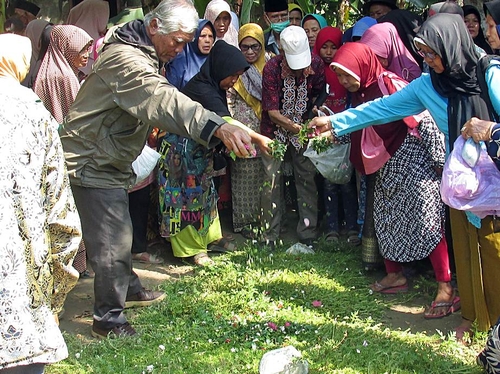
[262,57,281,111]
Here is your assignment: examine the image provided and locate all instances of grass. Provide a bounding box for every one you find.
[47,239,485,374]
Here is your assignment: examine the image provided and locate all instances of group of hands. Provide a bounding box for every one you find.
[216,115,496,159]
[215,109,330,158]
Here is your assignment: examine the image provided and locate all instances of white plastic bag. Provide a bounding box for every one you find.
[441,136,500,218]
[304,141,353,184]
[132,145,161,184]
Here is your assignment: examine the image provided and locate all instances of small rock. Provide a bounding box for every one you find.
[285,243,315,255]
[259,346,309,374]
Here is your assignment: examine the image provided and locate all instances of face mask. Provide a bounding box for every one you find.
[270,20,290,33]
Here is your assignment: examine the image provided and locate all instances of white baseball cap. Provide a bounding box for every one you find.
[280,26,311,70]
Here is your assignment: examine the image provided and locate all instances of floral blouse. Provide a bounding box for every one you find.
[0,80,82,369]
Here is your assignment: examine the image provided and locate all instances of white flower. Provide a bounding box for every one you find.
[75,352,81,359]
[146,364,154,372]
[158,345,165,351]
[231,347,237,353]
[356,349,360,354]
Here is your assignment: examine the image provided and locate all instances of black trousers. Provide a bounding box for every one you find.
[129,184,150,254]
[71,185,143,329]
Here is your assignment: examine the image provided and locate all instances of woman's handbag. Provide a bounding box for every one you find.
[440,136,500,218]
[132,144,161,184]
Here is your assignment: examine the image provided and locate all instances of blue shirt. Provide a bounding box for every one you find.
[332,62,500,155]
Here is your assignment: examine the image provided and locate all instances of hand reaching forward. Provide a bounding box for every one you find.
[215,123,271,157]
[307,116,333,136]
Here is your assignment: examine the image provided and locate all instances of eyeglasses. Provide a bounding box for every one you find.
[267,12,289,23]
[240,43,261,52]
[417,49,438,60]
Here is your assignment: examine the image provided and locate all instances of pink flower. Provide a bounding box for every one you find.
[284,322,291,328]
[312,300,322,308]
[268,322,278,331]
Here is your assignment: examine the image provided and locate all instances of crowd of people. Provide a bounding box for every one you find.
[2,0,500,372]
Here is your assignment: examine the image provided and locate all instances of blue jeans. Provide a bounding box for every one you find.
[323,173,358,233]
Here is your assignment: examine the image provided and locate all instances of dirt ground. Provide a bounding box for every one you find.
[60,213,461,339]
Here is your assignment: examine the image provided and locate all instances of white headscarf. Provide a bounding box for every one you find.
[203,0,239,48]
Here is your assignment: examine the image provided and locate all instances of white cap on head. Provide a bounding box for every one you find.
[280,25,311,70]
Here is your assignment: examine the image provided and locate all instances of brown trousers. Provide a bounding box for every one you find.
[450,209,500,331]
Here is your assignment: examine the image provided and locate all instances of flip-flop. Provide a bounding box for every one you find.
[131,252,163,264]
[424,296,461,319]
[370,281,409,294]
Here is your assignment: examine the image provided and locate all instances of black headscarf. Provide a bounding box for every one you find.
[416,13,491,149]
[378,9,424,69]
[463,5,493,54]
[182,40,249,117]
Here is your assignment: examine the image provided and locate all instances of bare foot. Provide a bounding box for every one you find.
[193,252,214,266]
[454,318,473,344]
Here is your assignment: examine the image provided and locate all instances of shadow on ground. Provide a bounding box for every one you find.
[60,209,462,339]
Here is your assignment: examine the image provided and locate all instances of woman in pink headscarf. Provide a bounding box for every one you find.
[33,25,92,277]
[204,0,239,48]
[360,22,421,82]
[34,25,92,124]
[331,43,455,320]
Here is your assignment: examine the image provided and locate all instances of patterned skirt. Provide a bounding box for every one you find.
[374,134,445,262]
[231,157,263,232]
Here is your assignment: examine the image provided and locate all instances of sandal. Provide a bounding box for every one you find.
[222,233,235,241]
[424,295,461,319]
[131,252,163,264]
[325,231,340,242]
[193,253,214,266]
[370,281,409,294]
[208,238,237,252]
[240,226,260,240]
[347,230,361,246]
